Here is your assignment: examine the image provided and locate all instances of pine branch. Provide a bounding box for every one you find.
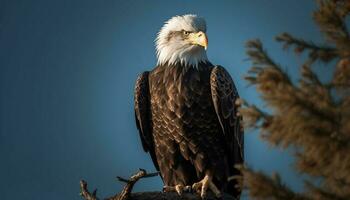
[245,39,338,128]
[332,58,350,92]
[305,181,350,200]
[245,40,287,73]
[239,101,273,129]
[276,32,338,62]
[239,166,310,200]
[314,0,350,56]
[245,39,292,93]
[332,0,350,18]
[299,60,324,87]
[240,0,350,199]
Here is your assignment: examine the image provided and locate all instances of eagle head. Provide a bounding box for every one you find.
[156,14,208,67]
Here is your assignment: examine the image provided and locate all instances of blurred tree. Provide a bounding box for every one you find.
[239,0,350,199]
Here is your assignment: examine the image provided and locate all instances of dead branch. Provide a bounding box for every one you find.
[116,168,159,200]
[80,180,99,200]
[80,168,237,200]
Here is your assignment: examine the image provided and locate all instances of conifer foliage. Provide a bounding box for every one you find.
[239,0,350,199]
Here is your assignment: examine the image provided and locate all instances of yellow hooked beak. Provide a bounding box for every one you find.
[188,31,208,50]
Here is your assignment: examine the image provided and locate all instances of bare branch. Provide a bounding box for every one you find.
[80,169,237,200]
[116,169,159,200]
[80,180,99,200]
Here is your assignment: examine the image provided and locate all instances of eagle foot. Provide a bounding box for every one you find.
[163,184,191,196]
[192,174,222,199]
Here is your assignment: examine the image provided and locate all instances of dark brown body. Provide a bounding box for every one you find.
[134,62,243,197]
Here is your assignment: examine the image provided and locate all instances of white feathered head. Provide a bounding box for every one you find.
[156,14,208,67]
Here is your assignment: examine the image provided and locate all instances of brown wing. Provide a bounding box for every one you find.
[134,71,159,171]
[210,66,244,167]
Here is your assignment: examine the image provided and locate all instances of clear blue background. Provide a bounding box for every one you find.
[0,0,323,199]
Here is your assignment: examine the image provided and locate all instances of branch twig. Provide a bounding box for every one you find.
[80,180,99,200]
[80,169,159,200]
[116,169,159,200]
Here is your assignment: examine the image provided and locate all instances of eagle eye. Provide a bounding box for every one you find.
[183,31,191,35]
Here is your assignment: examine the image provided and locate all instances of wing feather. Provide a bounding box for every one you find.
[134,72,159,171]
[210,66,244,166]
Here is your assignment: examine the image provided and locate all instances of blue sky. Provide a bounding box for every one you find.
[0,0,322,199]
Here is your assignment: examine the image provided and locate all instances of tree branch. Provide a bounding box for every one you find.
[80,169,237,200]
[276,32,338,62]
[116,169,159,200]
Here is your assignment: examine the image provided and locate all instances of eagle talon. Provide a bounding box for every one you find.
[192,174,222,199]
[163,184,191,196]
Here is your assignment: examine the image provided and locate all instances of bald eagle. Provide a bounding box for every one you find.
[134,14,243,199]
